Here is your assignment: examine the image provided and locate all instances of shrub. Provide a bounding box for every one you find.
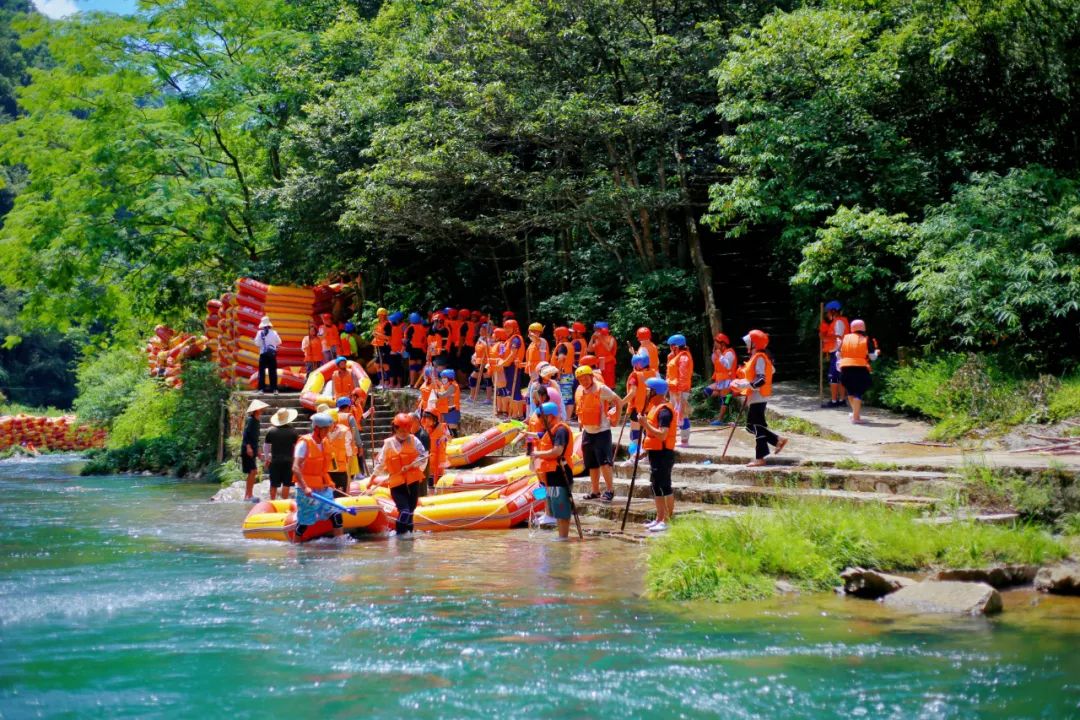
[107,379,179,448]
[1048,373,1080,422]
[73,346,146,426]
[167,360,229,473]
[962,464,1080,533]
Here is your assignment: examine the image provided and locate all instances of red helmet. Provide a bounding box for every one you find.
[636,327,651,341]
[321,313,333,323]
[432,313,444,321]
[493,328,508,341]
[579,354,598,367]
[447,308,459,319]
[554,326,569,339]
[715,333,729,345]
[571,321,586,334]
[392,412,413,430]
[458,308,469,317]
[502,310,515,319]
[503,319,519,333]
[744,329,769,350]
[470,310,481,320]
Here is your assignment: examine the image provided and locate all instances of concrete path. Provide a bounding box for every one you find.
[768,380,931,444]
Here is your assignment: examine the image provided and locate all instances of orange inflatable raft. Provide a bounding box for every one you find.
[242,495,392,542]
[300,359,371,411]
[446,420,524,467]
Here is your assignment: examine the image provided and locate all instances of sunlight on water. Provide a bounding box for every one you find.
[1,456,1078,719]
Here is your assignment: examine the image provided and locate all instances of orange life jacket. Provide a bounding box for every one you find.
[383,436,425,488]
[642,400,676,451]
[838,333,871,370]
[428,423,447,481]
[593,334,617,364]
[821,316,849,353]
[327,420,351,472]
[638,340,659,372]
[427,330,445,357]
[627,368,658,413]
[337,332,351,357]
[302,335,323,363]
[419,382,433,411]
[373,320,389,347]
[446,319,464,349]
[525,338,549,375]
[741,351,774,398]
[666,349,693,392]
[463,321,478,346]
[575,384,611,427]
[535,420,574,474]
[430,382,459,415]
[712,348,738,382]
[389,323,405,353]
[473,339,490,367]
[409,323,428,351]
[505,333,525,367]
[332,369,356,399]
[553,341,575,375]
[298,434,331,490]
[321,322,340,350]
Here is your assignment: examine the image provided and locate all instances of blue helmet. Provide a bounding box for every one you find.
[311,413,334,428]
[645,377,669,395]
[667,334,686,347]
[631,352,649,369]
[537,401,560,416]
[440,369,455,380]
[825,300,842,311]
[389,311,405,324]
[336,396,352,408]
[335,355,347,364]
[594,321,609,330]
[344,321,355,333]
[408,312,422,324]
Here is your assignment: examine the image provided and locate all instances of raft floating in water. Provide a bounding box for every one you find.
[242,496,392,542]
[410,477,545,532]
[436,433,585,492]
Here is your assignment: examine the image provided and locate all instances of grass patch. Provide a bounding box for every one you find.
[645,502,1068,603]
[766,411,845,441]
[0,402,66,417]
[960,463,1079,532]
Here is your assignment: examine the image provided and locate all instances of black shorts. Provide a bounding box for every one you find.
[269,461,294,488]
[581,429,613,470]
[648,449,675,497]
[329,471,349,492]
[841,366,872,399]
[408,347,426,361]
[241,454,257,473]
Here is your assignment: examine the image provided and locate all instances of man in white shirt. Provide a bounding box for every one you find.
[255,316,282,394]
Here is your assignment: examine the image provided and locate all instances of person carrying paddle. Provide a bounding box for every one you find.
[530,401,576,540]
[640,377,676,533]
[292,413,344,542]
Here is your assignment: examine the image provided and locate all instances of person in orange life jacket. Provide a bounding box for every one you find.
[490,327,510,415]
[330,356,362,403]
[324,398,360,491]
[839,319,880,424]
[255,316,281,394]
[634,327,660,372]
[337,321,354,359]
[432,368,461,435]
[427,312,451,369]
[458,309,479,383]
[372,307,390,387]
[420,410,448,491]
[470,322,493,401]
[820,300,850,407]
[416,364,437,414]
[640,377,677,533]
[371,413,429,535]
[242,399,269,502]
[665,334,695,446]
[501,319,526,419]
[337,395,366,475]
[387,311,407,388]
[551,326,576,412]
[589,322,618,387]
[525,322,550,381]
[621,352,657,456]
[291,413,344,542]
[529,401,576,539]
[301,323,323,376]
[731,329,788,467]
[704,333,740,426]
[404,312,428,386]
[319,313,340,363]
[574,365,623,502]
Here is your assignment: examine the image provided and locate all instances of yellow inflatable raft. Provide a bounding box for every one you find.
[242,496,391,542]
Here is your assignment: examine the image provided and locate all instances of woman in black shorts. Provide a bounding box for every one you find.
[837,319,879,424]
[263,408,300,500]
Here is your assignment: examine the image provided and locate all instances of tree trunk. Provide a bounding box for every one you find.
[674,144,722,336]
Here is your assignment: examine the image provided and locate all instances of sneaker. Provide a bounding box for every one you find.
[601,490,615,503]
[820,400,833,408]
[647,521,668,532]
[709,419,724,426]
[644,518,659,528]
[537,514,557,527]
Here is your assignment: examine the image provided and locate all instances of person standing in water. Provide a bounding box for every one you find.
[263,408,299,500]
[291,413,344,542]
[242,399,269,502]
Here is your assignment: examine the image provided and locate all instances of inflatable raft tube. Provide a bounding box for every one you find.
[411,477,545,532]
[445,420,524,467]
[300,360,371,411]
[242,496,391,542]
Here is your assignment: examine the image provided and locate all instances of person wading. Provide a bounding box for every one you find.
[371,413,429,536]
[819,300,849,408]
[255,316,281,395]
[732,329,788,467]
[573,365,623,503]
[263,408,299,500]
[665,334,694,447]
[530,401,576,540]
[291,413,344,542]
[838,319,880,424]
[242,399,269,502]
[640,377,676,533]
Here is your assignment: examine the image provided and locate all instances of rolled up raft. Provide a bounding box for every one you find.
[436,433,586,492]
[410,477,545,532]
[299,359,371,411]
[446,420,524,467]
[242,496,392,542]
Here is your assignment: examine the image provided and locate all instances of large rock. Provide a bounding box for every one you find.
[840,567,915,599]
[211,479,270,503]
[1034,563,1080,596]
[933,564,1038,589]
[883,581,1002,616]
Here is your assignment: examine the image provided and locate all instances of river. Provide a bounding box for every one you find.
[1,456,1078,718]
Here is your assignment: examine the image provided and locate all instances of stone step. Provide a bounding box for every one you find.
[573,498,738,526]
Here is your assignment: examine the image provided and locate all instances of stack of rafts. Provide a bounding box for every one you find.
[144,325,209,389]
[0,415,106,452]
[206,278,342,389]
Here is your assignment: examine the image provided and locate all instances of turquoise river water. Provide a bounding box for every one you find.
[1,455,1078,719]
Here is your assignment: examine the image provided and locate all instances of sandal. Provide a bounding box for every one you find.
[582,492,602,500]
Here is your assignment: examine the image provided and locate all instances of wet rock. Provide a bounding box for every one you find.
[774,580,800,594]
[211,479,269,502]
[840,567,915,599]
[933,564,1038,589]
[883,581,1002,616]
[1034,563,1080,596]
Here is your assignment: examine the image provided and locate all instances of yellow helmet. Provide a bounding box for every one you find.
[574,365,593,378]
[376,307,388,316]
[528,322,543,334]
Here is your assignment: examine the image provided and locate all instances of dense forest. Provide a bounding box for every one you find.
[0,0,1078,413]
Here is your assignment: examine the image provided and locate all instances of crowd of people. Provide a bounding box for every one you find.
[244,299,880,539]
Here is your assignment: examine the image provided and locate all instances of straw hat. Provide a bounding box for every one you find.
[316,403,331,413]
[259,316,272,328]
[539,363,559,379]
[270,408,298,427]
[246,399,270,415]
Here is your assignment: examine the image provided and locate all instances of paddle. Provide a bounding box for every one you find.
[619,435,644,532]
[722,394,747,459]
[311,491,358,515]
[535,410,583,540]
